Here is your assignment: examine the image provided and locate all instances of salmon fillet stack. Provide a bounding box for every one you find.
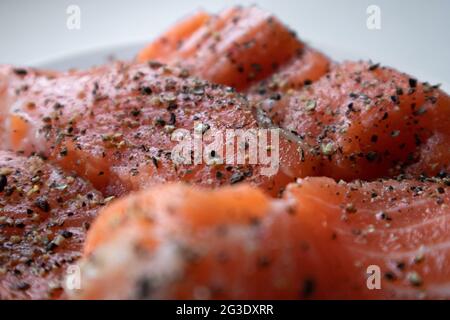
[137,6,330,92]
[0,6,449,300]
[137,6,450,182]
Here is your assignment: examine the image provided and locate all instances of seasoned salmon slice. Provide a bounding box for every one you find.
[0,150,104,299]
[67,176,449,299]
[248,47,330,98]
[137,10,212,63]
[0,63,303,197]
[137,6,329,91]
[259,61,450,180]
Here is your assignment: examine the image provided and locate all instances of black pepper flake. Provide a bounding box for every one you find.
[270,93,281,101]
[396,261,406,270]
[345,203,357,213]
[257,87,267,95]
[230,172,245,184]
[414,134,422,146]
[34,197,50,212]
[376,211,391,221]
[15,221,25,228]
[365,151,378,162]
[347,102,354,112]
[46,242,58,252]
[92,82,99,96]
[59,147,68,157]
[368,63,380,71]
[140,86,152,95]
[131,108,141,117]
[155,118,166,126]
[437,170,447,178]
[167,102,178,111]
[53,102,64,110]
[168,112,176,125]
[408,78,417,88]
[390,95,399,104]
[370,135,378,143]
[13,68,28,76]
[61,230,73,239]
[0,174,7,192]
[384,272,397,281]
[148,61,163,69]
[130,168,139,176]
[151,156,159,169]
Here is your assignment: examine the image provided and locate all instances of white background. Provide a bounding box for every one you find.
[0,0,449,86]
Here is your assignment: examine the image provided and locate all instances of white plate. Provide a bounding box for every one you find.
[33,42,143,70]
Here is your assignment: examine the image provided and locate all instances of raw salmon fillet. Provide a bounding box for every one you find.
[0,63,303,197]
[0,150,104,299]
[68,177,449,299]
[259,61,450,180]
[137,6,330,91]
[247,46,330,98]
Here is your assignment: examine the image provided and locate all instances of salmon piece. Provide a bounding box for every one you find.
[137,6,330,91]
[0,150,104,299]
[0,63,303,197]
[259,61,450,180]
[68,176,449,299]
[137,10,212,63]
[248,47,330,98]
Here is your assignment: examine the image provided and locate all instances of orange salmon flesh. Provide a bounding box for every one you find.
[0,5,448,300]
[70,178,449,299]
